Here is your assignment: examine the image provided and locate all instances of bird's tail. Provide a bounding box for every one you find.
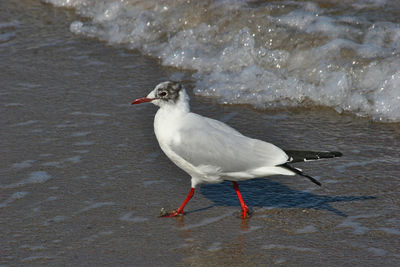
[280,150,343,186]
[284,150,342,163]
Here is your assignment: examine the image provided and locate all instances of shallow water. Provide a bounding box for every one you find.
[1,1,400,266]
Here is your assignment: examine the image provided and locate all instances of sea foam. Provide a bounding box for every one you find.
[44,0,400,122]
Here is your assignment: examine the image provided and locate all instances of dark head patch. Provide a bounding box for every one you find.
[155,81,182,103]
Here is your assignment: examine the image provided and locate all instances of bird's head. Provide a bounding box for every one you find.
[132,81,189,109]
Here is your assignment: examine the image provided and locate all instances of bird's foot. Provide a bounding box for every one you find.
[160,208,184,217]
[240,206,251,219]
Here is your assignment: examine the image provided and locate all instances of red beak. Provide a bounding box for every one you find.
[131,97,153,105]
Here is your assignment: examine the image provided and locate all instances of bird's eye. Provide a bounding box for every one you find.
[159,91,167,97]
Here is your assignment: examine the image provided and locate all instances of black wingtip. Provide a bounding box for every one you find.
[280,163,321,186]
[284,150,343,163]
[331,151,343,157]
[303,173,322,186]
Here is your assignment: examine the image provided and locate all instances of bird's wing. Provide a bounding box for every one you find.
[169,113,288,174]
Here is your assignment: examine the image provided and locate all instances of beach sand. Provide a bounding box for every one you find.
[1,1,399,266]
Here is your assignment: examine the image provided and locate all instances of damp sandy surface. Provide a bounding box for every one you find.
[1,1,399,266]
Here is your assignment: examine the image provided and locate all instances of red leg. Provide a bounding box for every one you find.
[161,187,195,217]
[232,181,249,219]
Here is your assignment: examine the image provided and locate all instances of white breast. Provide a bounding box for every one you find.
[153,108,199,176]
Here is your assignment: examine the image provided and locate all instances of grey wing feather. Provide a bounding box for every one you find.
[169,113,288,172]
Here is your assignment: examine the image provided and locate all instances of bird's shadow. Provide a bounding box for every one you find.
[199,179,376,217]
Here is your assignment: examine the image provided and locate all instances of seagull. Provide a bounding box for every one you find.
[132,81,342,219]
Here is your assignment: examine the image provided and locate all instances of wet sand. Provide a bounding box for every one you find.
[1,1,399,266]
